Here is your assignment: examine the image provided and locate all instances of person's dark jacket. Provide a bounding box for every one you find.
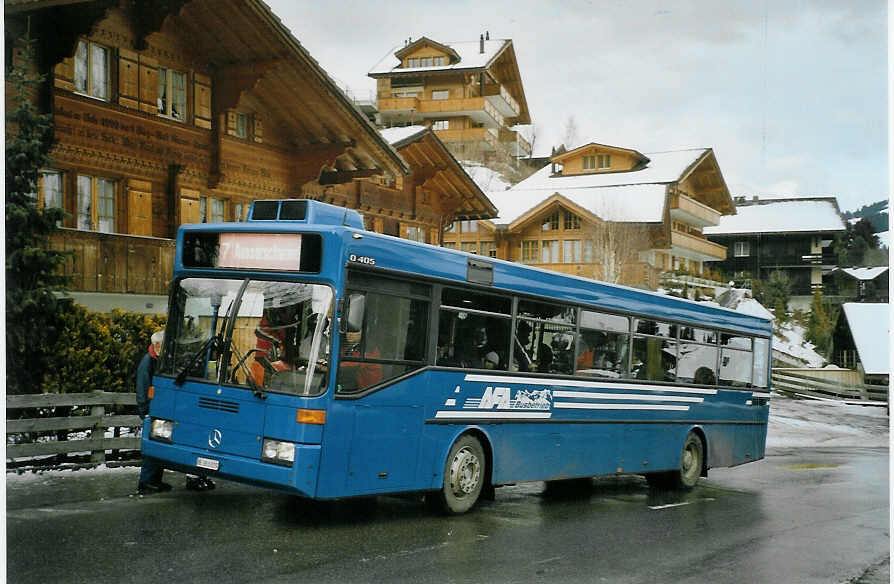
[136,347,156,418]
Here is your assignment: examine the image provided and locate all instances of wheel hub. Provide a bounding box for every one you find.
[450,447,481,496]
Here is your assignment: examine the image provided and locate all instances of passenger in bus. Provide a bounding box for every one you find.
[338,327,383,391]
[251,304,301,385]
[512,320,534,372]
[550,333,574,374]
[468,325,502,370]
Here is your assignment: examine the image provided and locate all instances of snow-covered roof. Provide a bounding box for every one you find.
[489,148,707,225]
[837,266,889,281]
[461,162,512,193]
[378,125,428,146]
[704,199,846,235]
[841,303,890,375]
[369,39,509,76]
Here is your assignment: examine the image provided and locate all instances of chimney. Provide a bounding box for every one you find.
[486,31,490,40]
[752,195,759,201]
[480,34,484,53]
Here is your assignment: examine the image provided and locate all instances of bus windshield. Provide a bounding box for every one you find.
[159,277,333,396]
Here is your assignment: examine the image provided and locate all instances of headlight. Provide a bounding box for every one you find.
[150,419,174,442]
[261,439,295,466]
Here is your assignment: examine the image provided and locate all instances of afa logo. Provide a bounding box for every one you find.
[466,386,552,410]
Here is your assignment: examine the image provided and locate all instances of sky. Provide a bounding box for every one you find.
[265,0,887,213]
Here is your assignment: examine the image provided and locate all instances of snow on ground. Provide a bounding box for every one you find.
[767,393,889,448]
[773,320,826,367]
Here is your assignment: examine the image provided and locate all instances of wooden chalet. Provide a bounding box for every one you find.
[369,33,532,160]
[443,142,735,290]
[5,1,490,313]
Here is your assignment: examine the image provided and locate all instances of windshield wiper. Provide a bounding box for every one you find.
[174,334,221,385]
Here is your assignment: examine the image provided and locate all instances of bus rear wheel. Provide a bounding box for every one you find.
[432,435,486,514]
[647,432,704,490]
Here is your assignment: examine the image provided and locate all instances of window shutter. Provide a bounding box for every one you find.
[127,179,153,236]
[179,188,201,225]
[226,111,238,136]
[53,57,75,91]
[193,72,212,129]
[138,55,158,115]
[118,48,140,109]
[253,117,264,143]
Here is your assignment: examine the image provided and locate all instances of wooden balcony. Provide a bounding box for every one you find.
[669,192,722,227]
[670,230,727,261]
[48,229,175,295]
[498,128,532,156]
[434,127,498,150]
[377,96,420,113]
[481,83,521,117]
[379,96,503,128]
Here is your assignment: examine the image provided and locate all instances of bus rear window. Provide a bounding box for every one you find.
[182,232,322,273]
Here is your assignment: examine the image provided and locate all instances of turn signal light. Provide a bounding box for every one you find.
[296,409,326,425]
[148,386,155,399]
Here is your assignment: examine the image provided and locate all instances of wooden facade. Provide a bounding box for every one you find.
[444,144,735,290]
[370,35,532,160]
[6,1,494,310]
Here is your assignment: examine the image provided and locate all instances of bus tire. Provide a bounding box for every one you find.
[646,432,704,490]
[434,434,486,514]
[675,432,704,489]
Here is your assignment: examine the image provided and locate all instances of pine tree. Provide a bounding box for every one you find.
[6,37,71,395]
[806,290,833,357]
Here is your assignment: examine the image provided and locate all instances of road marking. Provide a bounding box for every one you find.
[649,497,715,510]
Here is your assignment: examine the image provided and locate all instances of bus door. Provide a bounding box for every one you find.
[331,278,430,494]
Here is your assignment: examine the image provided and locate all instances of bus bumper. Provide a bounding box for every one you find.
[141,437,320,497]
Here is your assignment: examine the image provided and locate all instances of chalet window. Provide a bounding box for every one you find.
[461,220,477,233]
[77,174,115,233]
[564,211,580,230]
[598,154,611,168]
[74,40,109,100]
[442,242,456,249]
[406,226,426,242]
[157,67,187,121]
[432,56,445,66]
[445,222,456,233]
[521,240,539,264]
[40,170,64,210]
[461,242,477,253]
[583,156,595,170]
[432,120,449,130]
[479,242,496,258]
[542,211,559,231]
[210,198,224,223]
[541,240,559,263]
[235,113,250,139]
[431,89,449,100]
[563,240,582,263]
[406,58,419,68]
[583,240,595,262]
[734,241,751,257]
[420,57,432,67]
[233,203,245,222]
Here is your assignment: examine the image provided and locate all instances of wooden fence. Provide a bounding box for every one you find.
[772,369,888,406]
[7,391,143,470]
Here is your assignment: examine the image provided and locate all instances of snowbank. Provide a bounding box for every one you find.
[767,393,889,448]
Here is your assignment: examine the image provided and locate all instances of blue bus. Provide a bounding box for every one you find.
[143,199,772,514]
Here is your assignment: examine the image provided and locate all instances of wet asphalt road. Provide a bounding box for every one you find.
[6,446,889,584]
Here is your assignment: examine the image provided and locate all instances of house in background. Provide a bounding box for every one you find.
[703,197,846,310]
[369,34,532,161]
[442,142,735,290]
[825,266,889,303]
[831,303,890,387]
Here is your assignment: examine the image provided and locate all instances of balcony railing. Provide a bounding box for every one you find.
[670,230,727,261]
[379,96,504,129]
[669,192,722,227]
[48,229,175,295]
[498,128,532,156]
[482,83,520,117]
[433,127,498,150]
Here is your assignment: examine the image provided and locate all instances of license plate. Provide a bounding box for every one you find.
[196,457,219,471]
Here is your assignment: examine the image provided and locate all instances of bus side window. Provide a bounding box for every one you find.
[576,310,629,379]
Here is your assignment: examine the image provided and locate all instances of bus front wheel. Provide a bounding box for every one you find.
[432,434,486,514]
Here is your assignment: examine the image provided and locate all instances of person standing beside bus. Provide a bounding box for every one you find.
[136,330,171,494]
